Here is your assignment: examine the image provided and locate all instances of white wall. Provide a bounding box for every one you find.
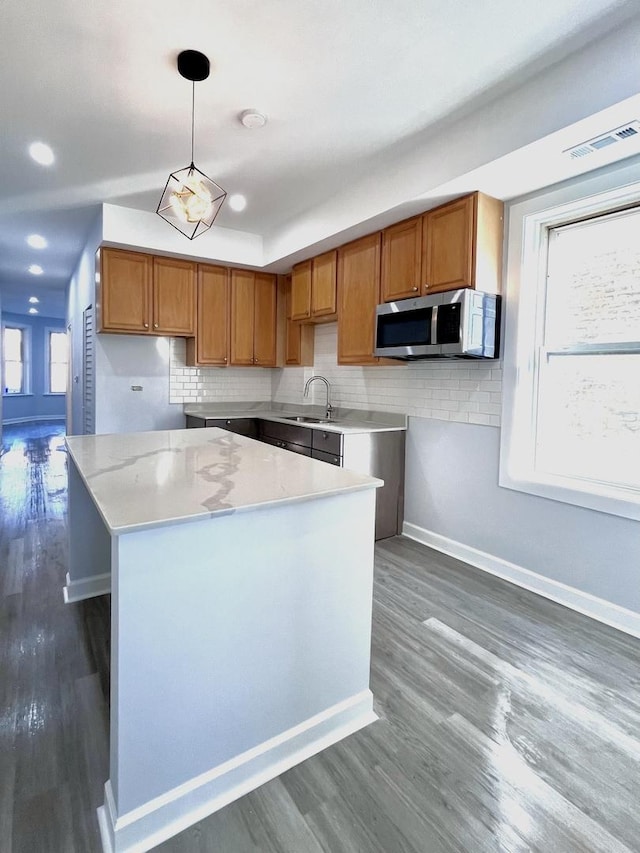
[102,204,264,269]
[95,335,184,434]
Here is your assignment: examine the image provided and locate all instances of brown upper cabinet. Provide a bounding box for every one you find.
[283,274,314,366]
[152,256,197,335]
[186,264,229,366]
[254,273,278,366]
[99,247,196,336]
[290,259,311,321]
[422,192,503,295]
[379,192,503,301]
[290,251,337,322]
[310,250,337,319]
[381,216,422,302]
[337,233,382,365]
[230,270,277,367]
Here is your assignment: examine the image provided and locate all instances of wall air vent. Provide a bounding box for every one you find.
[564,121,640,160]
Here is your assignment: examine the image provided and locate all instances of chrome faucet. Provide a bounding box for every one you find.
[304,375,334,420]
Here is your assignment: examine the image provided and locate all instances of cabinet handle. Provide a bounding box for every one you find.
[223,357,227,363]
[412,286,418,292]
[255,358,259,364]
[144,323,149,329]
[226,420,231,425]
[154,323,159,329]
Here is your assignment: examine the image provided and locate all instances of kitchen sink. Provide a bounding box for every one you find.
[284,415,326,424]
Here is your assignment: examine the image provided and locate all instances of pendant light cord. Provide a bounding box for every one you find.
[191,81,195,166]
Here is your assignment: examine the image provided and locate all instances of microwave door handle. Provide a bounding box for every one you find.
[430,305,438,344]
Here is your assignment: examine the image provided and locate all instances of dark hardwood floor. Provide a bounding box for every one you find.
[2,421,639,852]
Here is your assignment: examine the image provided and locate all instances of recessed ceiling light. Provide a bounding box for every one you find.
[228,194,247,212]
[27,233,48,249]
[239,109,267,129]
[28,264,43,275]
[28,141,55,166]
[29,307,39,314]
[29,296,39,304]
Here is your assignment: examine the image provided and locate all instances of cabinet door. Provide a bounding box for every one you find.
[100,248,152,333]
[230,269,255,365]
[284,275,314,366]
[337,233,381,365]
[189,265,229,365]
[311,250,337,318]
[254,273,277,367]
[153,256,196,335]
[381,216,422,302]
[290,260,312,321]
[423,194,475,293]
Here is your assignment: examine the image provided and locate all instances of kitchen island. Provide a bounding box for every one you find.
[64,428,381,853]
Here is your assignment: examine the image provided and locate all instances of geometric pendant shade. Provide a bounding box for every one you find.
[156,50,227,239]
[157,162,227,240]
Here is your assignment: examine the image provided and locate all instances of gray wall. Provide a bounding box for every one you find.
[404,417,640,615]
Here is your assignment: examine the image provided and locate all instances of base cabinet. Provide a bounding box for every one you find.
[258,420,404,540]
[185,415,405,541]
[185,416,258,439]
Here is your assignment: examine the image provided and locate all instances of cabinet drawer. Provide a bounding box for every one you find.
[261,436,312,456]
[312,448,342,467]
[259,420,312,448]
[311,429,342,456]
[206,418,257,438]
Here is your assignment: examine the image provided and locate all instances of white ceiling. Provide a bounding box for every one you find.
[1,0,639,317]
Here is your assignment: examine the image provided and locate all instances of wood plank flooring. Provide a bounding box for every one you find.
[1,421,639,852]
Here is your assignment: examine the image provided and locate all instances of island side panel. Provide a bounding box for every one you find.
[64,456,111,603]
[103,487,377,853]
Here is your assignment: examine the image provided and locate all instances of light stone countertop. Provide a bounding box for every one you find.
[66,428,382,536]
[183,403,407,434]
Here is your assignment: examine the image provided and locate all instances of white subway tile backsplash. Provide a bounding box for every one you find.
[271,324,502,426]
[169,338,272,404]
[168,322,502,424]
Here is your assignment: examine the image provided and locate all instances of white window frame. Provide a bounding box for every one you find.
[45,326,68,395]
[500,158,640,522]
[2,322,31,396]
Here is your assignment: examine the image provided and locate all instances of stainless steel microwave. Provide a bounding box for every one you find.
[374,289,500,360]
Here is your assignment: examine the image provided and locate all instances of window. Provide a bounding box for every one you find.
[500,164,640,521]
[3,326,28,394]
[48,330,68,394]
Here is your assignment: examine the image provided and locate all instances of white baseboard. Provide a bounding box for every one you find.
[402,522,640,640]
[63,571,111,603]
[98,689,377,853]
[3,415,65,425]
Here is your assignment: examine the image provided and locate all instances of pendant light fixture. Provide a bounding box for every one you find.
[157,50,227,239]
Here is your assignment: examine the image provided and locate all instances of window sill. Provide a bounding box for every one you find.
[43,392,65,396]
[2,392,33,397]
[499,467,640,523]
